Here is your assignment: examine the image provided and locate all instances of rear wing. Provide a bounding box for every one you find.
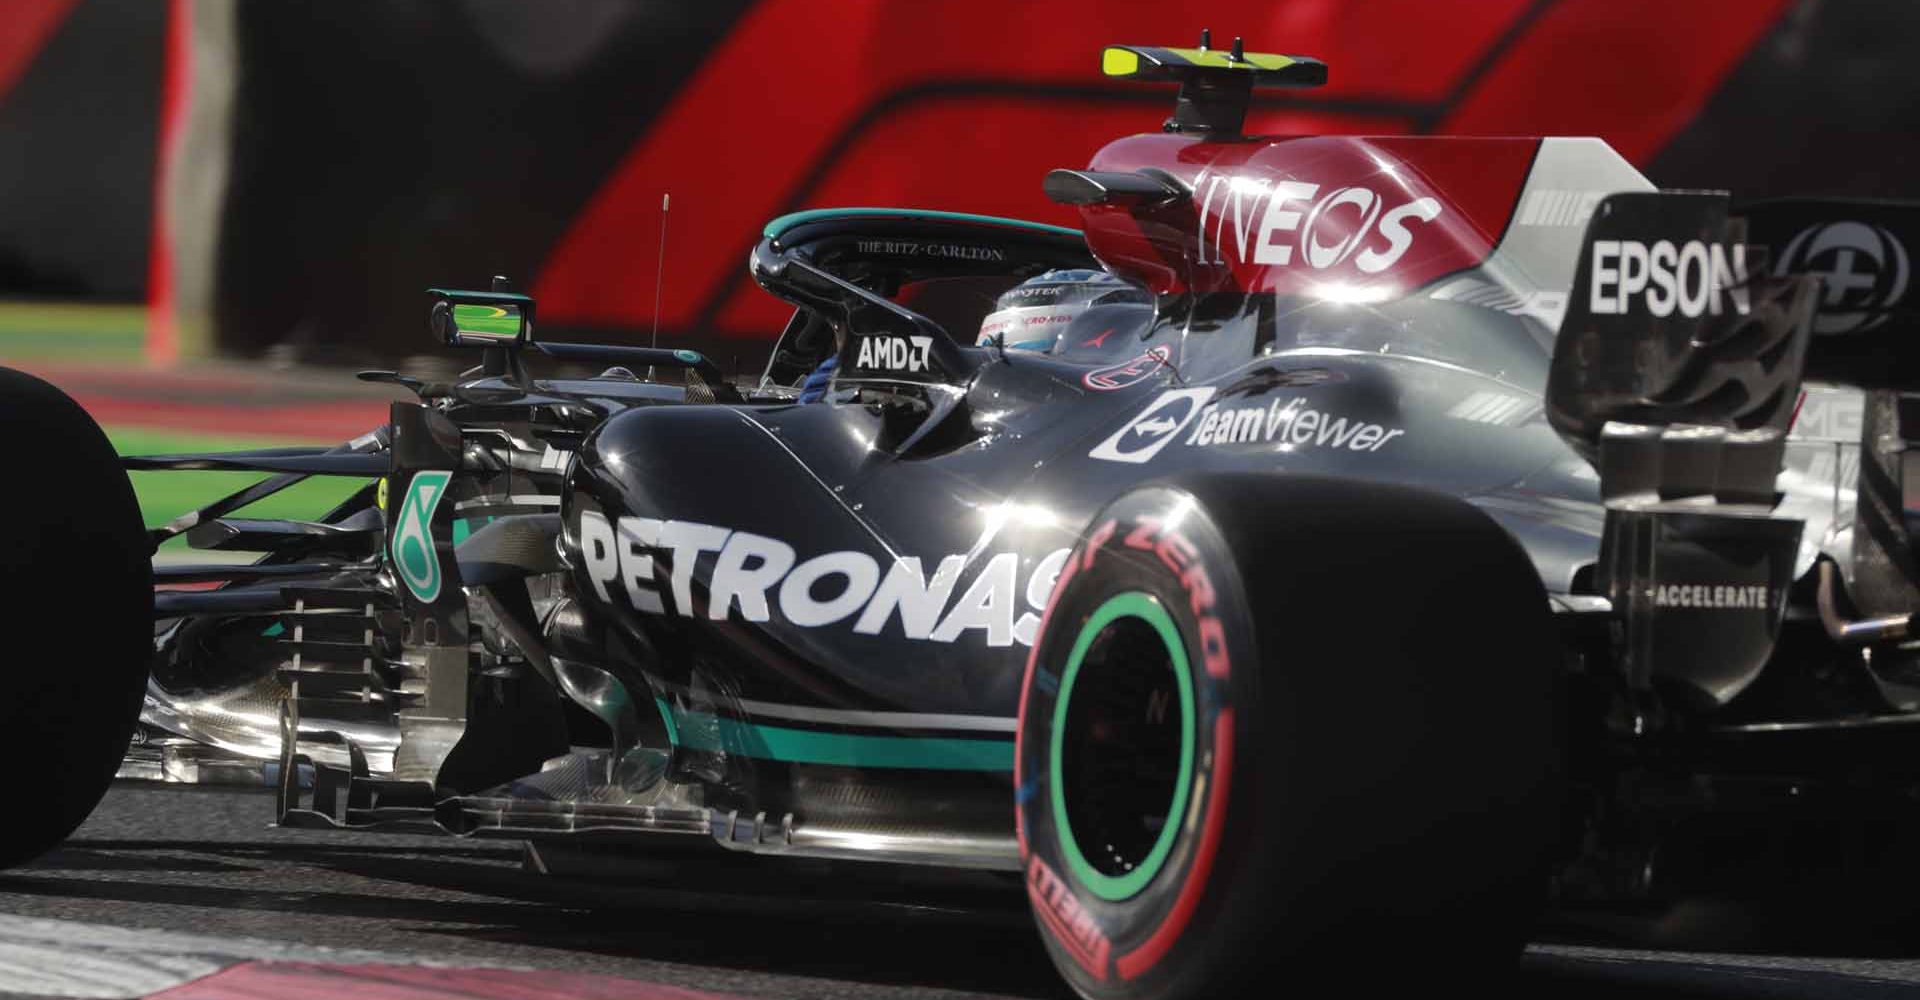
[1547,191,1817,505]
[1743,198,1920,620]
[1743,198,1920,389]
[1546,191,1818,707]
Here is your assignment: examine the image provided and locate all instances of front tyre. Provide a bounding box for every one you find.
[0,368,152,868]
[1016,475,1563,997]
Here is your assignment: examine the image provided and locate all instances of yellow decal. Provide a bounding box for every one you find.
[1101,47,1141,77]
[1163,47,1296,71]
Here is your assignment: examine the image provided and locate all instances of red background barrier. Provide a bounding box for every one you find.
[1,0,1914,369]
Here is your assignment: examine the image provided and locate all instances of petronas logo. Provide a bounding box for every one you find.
[391,470,451,603]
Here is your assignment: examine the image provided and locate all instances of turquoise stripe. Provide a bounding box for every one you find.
[655,696,679,745]
[656,699,1012,772]
[452,516,495,546]
[764,207,1081,242]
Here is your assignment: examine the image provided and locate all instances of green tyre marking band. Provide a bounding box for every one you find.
[1050,591,1196,902]
[391,470,452,603]
[674,349,703,364]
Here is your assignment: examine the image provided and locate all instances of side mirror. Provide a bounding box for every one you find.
[427,289,534,348]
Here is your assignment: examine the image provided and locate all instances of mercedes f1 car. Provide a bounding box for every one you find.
[5,37,1917,998]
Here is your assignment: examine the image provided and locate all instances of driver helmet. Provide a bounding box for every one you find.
[977,269,1150,353]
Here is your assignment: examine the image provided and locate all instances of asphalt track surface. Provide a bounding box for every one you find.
[9,785,1920,998]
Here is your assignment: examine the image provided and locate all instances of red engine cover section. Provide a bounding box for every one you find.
[1080,134,1540,298]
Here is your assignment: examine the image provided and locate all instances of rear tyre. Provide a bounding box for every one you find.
[0,367,152,868]
[1016,474,1563,997]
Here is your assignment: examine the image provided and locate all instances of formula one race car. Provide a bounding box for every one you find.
[6,37,1919,998]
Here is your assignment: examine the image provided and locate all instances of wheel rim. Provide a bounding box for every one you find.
[1049,591,1195,902]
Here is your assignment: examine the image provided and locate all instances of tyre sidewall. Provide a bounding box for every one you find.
[1017,485,1256,998]
[0,367,152,866]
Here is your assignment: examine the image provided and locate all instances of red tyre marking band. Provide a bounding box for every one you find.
[1122,515,1162,553]
[1081,517,1117,571]
[1197,617,1230,680]
[1151,527,1198,577]
[1131,515,1231,681]
[1014,545,1081,856]
[1028,855,1112,980]
[1116,707,1235,981]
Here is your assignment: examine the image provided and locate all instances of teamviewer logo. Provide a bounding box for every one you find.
[1089,388,1215,464]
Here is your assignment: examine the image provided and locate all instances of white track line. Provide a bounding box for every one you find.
[0,914,406,998]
